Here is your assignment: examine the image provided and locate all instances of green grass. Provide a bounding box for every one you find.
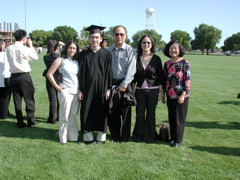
[0,52,239,179]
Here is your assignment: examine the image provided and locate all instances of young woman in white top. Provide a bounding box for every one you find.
[47,40,80,145]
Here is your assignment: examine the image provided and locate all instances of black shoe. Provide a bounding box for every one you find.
[17,123,26,129]
[61,143,67,145]
[84,140,94,145]
[96,140,105,144]
[27,123,39,127]
[110,138,118,142]
[170,142,181,148]
[47,121,56,124]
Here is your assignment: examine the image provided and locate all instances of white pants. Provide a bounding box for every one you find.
[83,131,106,142]
[58,91,79,144]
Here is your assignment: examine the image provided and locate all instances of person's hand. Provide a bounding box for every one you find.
[105,90,110,100]
[117,86,126,92]
[78,91,83,101]
[27,38,33,47]
[178,95,185,104]
[162,95,166,104]
[158,91,163,101]
[58,41,65,46]
[57,86,65,93]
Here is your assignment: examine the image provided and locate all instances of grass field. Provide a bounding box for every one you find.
[0,52,239,180]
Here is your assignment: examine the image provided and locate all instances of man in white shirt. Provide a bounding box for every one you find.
[6,29,38,128]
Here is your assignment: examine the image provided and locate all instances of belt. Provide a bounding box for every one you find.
[113,79,123,85]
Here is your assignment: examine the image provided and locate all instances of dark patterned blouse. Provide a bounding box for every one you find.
[163,59,191,99]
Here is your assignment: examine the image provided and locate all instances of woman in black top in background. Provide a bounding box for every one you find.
[43,40,64,124]
[132,35,164,143]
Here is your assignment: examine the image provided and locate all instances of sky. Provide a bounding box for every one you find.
[1,0,240,47]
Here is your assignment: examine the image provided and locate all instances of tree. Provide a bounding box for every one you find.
[170,30,191,50]
[221,32,240,53]
[52,26,78,43]
[193,23,222,55]
[131,29,162,49]
[29,30,52,47]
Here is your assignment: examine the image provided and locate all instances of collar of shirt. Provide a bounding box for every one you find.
[109,42,127,51]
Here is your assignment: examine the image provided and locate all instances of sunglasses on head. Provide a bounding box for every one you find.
[142,41,151,44]
[115,33,125,37]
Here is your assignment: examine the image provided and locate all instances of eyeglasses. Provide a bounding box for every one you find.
[142,41,151,44]
[115,33,125,37]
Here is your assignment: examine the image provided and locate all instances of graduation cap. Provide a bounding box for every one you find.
[84,25,106,35]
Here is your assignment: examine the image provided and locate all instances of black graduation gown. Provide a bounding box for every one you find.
[79,48,112,133]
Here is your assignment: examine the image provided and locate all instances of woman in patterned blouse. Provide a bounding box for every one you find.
[162,40,191,148]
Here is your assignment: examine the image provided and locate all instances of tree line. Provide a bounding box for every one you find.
[29,23,240,55]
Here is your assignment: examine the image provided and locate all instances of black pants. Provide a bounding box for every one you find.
[46,78,59,123]
[0,86,11,119]
[108,103,131,141]
[132,89,159,143]
[10,73,36,127]
[167,97,189,143]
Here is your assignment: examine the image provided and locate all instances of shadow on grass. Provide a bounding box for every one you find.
[0,119,58,142]
[189,146,240,157]
[186,121,240,130]
[218,100,240,105]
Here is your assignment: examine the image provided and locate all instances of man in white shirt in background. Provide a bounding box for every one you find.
[6,29,38,128]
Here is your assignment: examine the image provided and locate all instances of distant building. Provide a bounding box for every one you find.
[0,22,20,47]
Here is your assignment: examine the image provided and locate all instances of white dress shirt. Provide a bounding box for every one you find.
[0,51,11,87]
[6,41,38,73]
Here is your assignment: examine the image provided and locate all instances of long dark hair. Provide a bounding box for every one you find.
[61,40,79,59]
[137,35,155,56]
[46,39,59,54]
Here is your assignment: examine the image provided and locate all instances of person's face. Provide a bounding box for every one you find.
[113,27,126,46]
[89,33,102,48]
[67,43,77,58]
[169,43,180,58]
[102,41,107,48]
[141,37,152,53]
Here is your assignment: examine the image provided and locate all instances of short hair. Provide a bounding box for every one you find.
[112,25,127,36]
[46,39,59,54]
[163,39,185,58]
[0,38,4,52]
[137,35,155,56]
[61,40,79,59]
[14,29,27,41]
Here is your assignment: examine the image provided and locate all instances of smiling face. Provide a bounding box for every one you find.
[169,43,180,58]
[141,37,152,53]
[67,43,77,59]
[89,33,102,49]
[113,26,126,48]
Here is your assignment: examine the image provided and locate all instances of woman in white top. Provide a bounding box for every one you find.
[47,40,80,145]
[0,39,11,119]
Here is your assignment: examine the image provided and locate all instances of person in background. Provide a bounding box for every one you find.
[132,35,164,143]
[101,39,108,49]
[162,39,191,148]
[0,38,11,119]
[6,29,38,128]
[43,40,64,124]
[107,25,136,143]
[47,40,80,145]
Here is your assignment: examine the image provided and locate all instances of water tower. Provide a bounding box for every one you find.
[145,8,155,30]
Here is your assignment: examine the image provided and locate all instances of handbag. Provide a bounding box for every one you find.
[156,123,170,142]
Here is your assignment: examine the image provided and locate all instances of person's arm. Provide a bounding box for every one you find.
[119,48,136,91]
[47,57,65,92]
[178,60,191,104]
[24,38,38,61]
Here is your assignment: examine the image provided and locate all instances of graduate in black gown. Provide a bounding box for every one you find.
[79,25,112,144]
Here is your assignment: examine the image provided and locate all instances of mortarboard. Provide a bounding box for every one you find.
[84,25,106,35]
